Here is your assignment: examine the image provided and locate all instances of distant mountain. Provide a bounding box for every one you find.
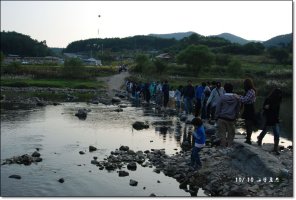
[263,33,292,48]
[149,31,196,40]
[213,33,250,45]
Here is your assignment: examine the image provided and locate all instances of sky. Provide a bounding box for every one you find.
[0,1,293,48]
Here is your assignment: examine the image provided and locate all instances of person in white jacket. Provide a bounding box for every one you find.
[206,81,225,121]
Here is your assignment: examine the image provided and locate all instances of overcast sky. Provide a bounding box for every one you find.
[0,1,292,48]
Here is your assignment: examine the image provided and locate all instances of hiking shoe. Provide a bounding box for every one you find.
[272,149,280,155]
[244,140,252,145]
[257,136,262,146]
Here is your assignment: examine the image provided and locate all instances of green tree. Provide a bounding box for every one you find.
[227,59,242,76]
[215,54,231,66]
[134,54,149,73]
[242,42,265,55]
[154,59,167,75]
[62,58,86,79]
[0,51,4,63]
[268,47,289,64]
[177,45,214,74]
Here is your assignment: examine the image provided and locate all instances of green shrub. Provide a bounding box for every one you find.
[227,59,243,76]
[62,58,86,79]
[215,54,231,66]
[154,59,167,75]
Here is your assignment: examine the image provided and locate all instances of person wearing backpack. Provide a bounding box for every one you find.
[257,88,282,155]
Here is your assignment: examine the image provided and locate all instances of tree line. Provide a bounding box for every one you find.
[0,31,292,66]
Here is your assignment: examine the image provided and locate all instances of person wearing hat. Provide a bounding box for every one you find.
[190,117,206,170]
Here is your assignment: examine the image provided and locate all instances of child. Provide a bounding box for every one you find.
[191,117,206,170]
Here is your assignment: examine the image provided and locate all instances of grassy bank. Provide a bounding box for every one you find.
[1,77,105,89]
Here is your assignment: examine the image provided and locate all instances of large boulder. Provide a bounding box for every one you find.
[229,141,289,177]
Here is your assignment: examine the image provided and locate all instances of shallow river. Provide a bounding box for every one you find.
[1,102,200,197]
[0,100,292,196]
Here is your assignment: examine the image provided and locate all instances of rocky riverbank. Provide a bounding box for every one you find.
[87,125,292,197]
[0,86,112,106]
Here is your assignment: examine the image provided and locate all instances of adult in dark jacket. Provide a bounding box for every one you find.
[257,88,282,155]
[215,83,240,147]
[183,80,195,115]
[236,78,256,145]
[162,80,170,108]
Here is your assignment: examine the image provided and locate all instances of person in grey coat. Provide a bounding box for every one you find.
[215,83,240,147]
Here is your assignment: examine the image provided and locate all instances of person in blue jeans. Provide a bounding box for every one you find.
[257,88,282,155]
[190,117,206,170]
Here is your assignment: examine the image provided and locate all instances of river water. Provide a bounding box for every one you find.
[1,102,200,197]
[1,99,292,196]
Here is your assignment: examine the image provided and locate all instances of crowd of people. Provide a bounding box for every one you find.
[125,78,283,169]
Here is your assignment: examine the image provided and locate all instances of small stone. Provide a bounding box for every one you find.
[127,162,137,171]
[150,140,153,143]
[32,151,41,157]
[157,180,161,183]
[114,108,123,112]
[93,156,98,160]
[99,167,104,170]
[129,179,138,186]
[91,160,99,165]
[132,121,149,130]
[119,146,129,151]
[35,157,42,162]
[149,193,156,197]
[118,171,129,177]
[79,151,85,155]
[9,175,21,179]
[89,146,97,152]
[153,169,160,174]
[58,178,64,183]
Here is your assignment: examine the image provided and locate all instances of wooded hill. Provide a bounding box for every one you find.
[1,31,53,57]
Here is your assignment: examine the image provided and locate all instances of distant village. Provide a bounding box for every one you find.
[3,51,172,66]
[3,53,103,66]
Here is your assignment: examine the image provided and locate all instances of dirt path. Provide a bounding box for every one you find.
[97,71,130,97]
